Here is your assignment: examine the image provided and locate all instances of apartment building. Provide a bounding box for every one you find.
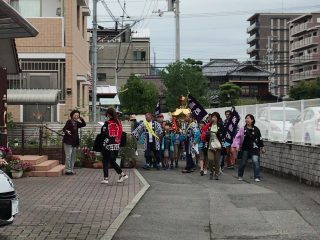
[289,13,320,86]
[247,13,301,97]
[7,0,91,122]
[91,27,150,89]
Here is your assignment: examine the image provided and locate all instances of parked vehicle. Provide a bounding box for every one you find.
[256,107,300,141]
[0,170,19,226]
[287,107,320,145]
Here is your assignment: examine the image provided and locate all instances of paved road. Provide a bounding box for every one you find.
[0,168,142,240]
[113,154,320,240]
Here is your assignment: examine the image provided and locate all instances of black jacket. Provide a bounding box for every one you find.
[63,118,86,147]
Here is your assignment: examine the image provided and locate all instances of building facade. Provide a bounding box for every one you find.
[7,0,91,122]
[247,13,301,97]
[93,28,150,89]
[289,13,320,86]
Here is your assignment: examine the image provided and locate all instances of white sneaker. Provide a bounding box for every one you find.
[101,179,109,184]
[255,178,261,182]
[238,177,243,181]
[204,170,207,175]
[117,174,128,183]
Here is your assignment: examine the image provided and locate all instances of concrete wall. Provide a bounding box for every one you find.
[261,141,320,186]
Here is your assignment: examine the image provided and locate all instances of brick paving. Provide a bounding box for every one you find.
[0,168,143,240]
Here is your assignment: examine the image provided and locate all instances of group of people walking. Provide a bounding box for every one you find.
[61,106,266,184]
[132,110,266,182]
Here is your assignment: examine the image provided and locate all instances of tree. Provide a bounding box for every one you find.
[218,82,241,107]
[161,59,209,111]
[290,78,320,100]
[119,75,159,114]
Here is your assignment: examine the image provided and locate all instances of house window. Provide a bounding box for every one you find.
[77,81,80,107]
[11,0,41,17]
[77,5,80,29]
[241,86,250,96]
[313,32,318,36]
[313,48,317,53]
[313,65,317,70]
[133,51,146,61]
[97,73,107,81]
[82,15,85,38]
[249,85,258,96]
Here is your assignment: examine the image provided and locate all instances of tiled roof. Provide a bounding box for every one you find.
[202,59,240,76]
[202,59,271,77]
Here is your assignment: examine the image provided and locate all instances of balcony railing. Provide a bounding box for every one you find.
[291,70,316,81]
[291,53,318,66]
[247,33,258,44]
[247,22,258,33]
[247,45,258,54]
[291,36,319,52]
[290,22,312,36]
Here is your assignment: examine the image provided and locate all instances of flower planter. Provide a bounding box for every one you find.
[82,161,95,168]
[92,162,103,169]
[11,170,23,179]
[23,171,32,177]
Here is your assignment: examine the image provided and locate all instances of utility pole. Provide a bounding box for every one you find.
[153,48,156,75]
[92,0,98,122]
[175,0,180,61]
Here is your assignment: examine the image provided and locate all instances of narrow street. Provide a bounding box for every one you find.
[113,153,320,240]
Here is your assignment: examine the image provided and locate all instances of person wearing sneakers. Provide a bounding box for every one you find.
[198,120,208,176]
[202,112,223,180]
[100,107,128,184]
[232,114,265,182]
[63,110,86,175]
[132,112,162,170]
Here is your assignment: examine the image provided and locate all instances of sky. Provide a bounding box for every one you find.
[91,0,320,67]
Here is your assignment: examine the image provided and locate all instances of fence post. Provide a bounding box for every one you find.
[21,126,25,156]
[282,101,286,142]
[61,142,64,165]
[301,100,305,144]
[39,126,43,156]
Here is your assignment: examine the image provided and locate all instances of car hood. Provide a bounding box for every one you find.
[0,170,15,193]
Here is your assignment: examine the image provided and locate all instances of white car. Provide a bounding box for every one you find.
[256,107,300,141]
[0,169,19,226]
[287,107,320,145]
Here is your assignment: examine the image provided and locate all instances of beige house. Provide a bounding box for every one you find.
[7,0,91,122]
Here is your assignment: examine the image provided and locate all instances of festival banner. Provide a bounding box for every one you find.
[188,94,208,122]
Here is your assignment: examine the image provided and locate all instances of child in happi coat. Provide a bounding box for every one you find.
[161,122,175,169]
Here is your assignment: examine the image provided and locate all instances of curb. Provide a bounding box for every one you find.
[100,169,150,240]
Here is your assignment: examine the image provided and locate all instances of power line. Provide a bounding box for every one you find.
[97,4,320,19]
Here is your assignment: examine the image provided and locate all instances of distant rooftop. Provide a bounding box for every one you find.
[247,13,302,21]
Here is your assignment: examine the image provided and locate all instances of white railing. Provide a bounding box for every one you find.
[209,99,320,146]
[247,22,258,33]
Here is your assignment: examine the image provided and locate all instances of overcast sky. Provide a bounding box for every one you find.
[92,0,320,66]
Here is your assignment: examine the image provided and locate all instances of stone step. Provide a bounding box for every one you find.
[33,160,60,171]
[16,155,48,165]
[31,164,65,177]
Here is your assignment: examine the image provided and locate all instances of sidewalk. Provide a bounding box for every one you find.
[0,168,145,240]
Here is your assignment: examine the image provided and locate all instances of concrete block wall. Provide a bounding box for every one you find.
[261,141,320,186]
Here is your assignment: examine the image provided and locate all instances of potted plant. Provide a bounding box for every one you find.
[80,147,97,168]
[8,159,22,179]
[119,134,137,168]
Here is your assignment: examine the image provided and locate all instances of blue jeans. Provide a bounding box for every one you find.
[238,150,260,179]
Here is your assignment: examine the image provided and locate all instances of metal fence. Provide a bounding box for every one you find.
[206,98,320,146]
